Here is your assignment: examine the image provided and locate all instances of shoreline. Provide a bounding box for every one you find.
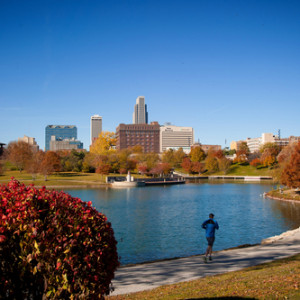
[118,226,300,268]
[110,225,300,296]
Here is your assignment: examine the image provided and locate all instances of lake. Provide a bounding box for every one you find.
[64,182,300,265]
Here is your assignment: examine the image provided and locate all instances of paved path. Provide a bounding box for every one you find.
[110,228,300,296]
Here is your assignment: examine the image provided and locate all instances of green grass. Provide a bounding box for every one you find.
[0,170,106,187]
[214,164,273,176]
[177,164,274,177]
[107,254,300,299]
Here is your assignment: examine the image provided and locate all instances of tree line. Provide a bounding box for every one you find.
[1,132,299,188]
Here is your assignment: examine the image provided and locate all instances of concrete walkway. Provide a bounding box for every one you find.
[110,228,300,296]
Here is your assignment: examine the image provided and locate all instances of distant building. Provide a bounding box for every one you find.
[160,125,194,153]
[230,140,246,152]
[91,115,102,145]
[192,143,221,153]
[49,136,83,151]
[200,144,222,153]
[18,135,39,151]
[133,96,148,124]
[45,125,78,151]
[116,122,160,153]
[274,135,300,147]
[244,133,300,153]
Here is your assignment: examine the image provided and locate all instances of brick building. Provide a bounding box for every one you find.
[116,122,160,153]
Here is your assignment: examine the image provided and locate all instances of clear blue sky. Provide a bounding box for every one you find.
[1,0,299,150]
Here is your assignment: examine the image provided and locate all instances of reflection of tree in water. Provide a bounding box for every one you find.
[269,200,300,229]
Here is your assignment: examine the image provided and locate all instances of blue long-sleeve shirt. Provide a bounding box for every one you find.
[202,218,219,238]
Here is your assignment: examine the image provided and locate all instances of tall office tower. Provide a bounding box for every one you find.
[160,125,194,153]
[133,96,148,124]
[45,125,77,151]
[91,115,102,145]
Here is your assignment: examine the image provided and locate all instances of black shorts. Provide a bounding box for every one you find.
[206,237,215,246]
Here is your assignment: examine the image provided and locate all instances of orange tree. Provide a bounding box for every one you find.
[7,141,33,172]
[0,179,119,299]
[280,141,300,188]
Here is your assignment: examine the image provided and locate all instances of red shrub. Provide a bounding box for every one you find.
[250,158,262,167]
[0,179,119,299]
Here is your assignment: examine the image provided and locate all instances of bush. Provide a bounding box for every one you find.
[0,179,119,299]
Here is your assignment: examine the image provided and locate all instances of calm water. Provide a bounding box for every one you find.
[64,182,300,265]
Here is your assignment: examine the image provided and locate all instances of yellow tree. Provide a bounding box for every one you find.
[90,132,116,155]
[189,146,206,162]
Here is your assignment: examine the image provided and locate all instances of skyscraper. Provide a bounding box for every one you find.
[45,125,77,151]
[90,115,102,145]
[133,96,148,124]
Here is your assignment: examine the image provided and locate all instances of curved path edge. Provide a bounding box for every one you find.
[110,227,300,296]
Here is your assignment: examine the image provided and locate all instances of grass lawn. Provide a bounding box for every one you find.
[0,170,107,187]
[177,164,274,177]
[107,254,300,299]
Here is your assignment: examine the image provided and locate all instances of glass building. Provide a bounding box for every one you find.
[45,125,77,151]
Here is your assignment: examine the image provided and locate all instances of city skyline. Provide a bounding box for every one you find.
[1,1,300,150]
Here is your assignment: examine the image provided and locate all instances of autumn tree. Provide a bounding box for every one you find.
[7,141,33,172]
[189,146,206,162]
[82,152,96,173]
[162,149,175,165]
[181,157,192,173]
[205,155,219,173]
[260,143,280,167]
[250,158,262,168]
[280,141,300,188]
[233,150,248,164]
[26,150,45,180]
[218,157,232,174]
[40,151,61,180]
[239,142,250,154]
[191,161,206,175]
[173,148,186,168]
[90,131,116,155]
[137,163,148,175]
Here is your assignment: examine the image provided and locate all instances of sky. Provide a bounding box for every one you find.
[1,0,300,150]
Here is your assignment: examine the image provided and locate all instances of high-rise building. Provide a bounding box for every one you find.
[116,122,160,153]
[160,125,194,153]
[45,125,77,151]
[91,115,102,144]
[133,96,148,124]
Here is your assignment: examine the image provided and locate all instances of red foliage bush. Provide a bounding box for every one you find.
[250,158,262,167]
[0,179,119,299]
